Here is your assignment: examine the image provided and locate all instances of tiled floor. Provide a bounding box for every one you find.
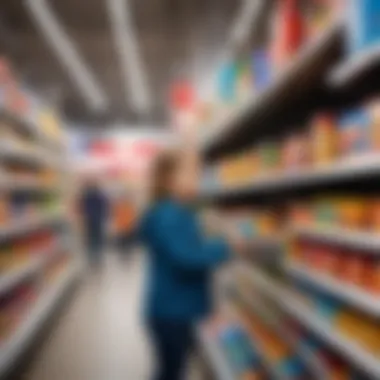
[24,251,153,380]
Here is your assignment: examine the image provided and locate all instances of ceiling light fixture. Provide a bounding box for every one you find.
[229,0,263,50]
[106,0,152,114]
[25,0,108,111]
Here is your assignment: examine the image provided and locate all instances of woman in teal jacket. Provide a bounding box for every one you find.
[141,151,235,380]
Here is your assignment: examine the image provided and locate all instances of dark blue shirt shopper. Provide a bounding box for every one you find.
[140,151,235,380]
[79,180,109,266]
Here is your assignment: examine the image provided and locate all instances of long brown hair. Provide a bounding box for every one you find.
[151,150,178,203]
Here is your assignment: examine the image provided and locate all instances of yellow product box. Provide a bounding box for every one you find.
[264,337,290,362]
[367,99,380,152]
[355,319,380,356]
[241,373,263,380]
[310,113,338,166]
[258,211,279,237]
[334,310,363,337]
[337,197,370,230]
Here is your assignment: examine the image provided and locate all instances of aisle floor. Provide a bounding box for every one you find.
[23,251,153,380]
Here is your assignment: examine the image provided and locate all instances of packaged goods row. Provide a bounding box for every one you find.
[0,55,75,378]
[0,252,70,344]
[0,230,60,274]
[216,194,380,244]
[203,102,380,190]
[198,1,380,379]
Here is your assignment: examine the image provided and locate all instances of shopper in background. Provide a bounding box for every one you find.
[140,147,242,380]
[79,178,109,267]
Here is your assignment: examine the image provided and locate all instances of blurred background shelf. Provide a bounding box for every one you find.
[244,266,380,380]
[201,155,380,205]
[285,262,380,317]
[234,284,327,379]
[197,325,237,380]
[0,264,79,378]
[292,225,380,253]
[201,20,343,162]
[0,212,64,241]
[0,239,66,297]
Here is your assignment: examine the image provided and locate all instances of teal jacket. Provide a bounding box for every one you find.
[140,199,230,321]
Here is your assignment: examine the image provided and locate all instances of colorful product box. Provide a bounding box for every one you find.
[347,0,380,54]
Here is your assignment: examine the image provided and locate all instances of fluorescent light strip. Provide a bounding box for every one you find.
[107,0,152,113]
[229,0,262,48]
[25,0,108,111]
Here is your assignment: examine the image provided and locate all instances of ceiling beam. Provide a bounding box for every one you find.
[25,0,108,111]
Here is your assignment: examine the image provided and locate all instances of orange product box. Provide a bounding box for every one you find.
[241,373,263,380]
[355,317,380,355]
[362,257,380,295]
[345,254,365,288]
[367,98,380,151]
[323,247,340,275]
[303,242,317,267]
[282,133,310,171]
[264,336,290,362]
[289,202,313,226]
[310,113,338,166]
[335,310,363,338]
[337,197,370,230]
[370,198,380,231]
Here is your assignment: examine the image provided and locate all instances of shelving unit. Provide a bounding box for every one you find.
[292,225,380,253]
[201,154,380,204]
[0,239,65,297]
[285,262,380,317]
[234,284,327,379]
[0,97,78,379]
[239,265,380,380]
[198,2,380,379]
[329,44,380,104]
[0,265,78,376]
[201,19,343,162]
[0,211,65,241]
[197,325,237,380]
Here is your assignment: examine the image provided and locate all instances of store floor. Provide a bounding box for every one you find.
[23,250,154,380]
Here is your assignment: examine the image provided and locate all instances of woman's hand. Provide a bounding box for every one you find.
[226,230,247,257]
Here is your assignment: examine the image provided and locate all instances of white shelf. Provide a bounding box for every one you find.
[236,284,328,379]
[285,262,380,317]
[0,176,58,192]
[0,211,64,241]
[0,264,78,377]
[0,240,65,297]
[197,325,237,380]
[0,142,63,169]
[282,299,380,380]
[235,288,292,380]
[292,225,380,253]
[329,45,380,87]
[241,266,380,379]
[202,154,380,200]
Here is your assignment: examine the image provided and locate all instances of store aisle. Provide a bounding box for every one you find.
[22,251,153,380]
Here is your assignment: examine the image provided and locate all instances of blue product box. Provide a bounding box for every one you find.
[348,0,380,54]
[278,356,305,378]
[338,108,370,156]
[251,50,271,91]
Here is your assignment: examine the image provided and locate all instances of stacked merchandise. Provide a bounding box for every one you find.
[198,1,380,379]
[201,314,267,380]
[198,0,343,142]
[0,58,78,377]
[202,106,380,191]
